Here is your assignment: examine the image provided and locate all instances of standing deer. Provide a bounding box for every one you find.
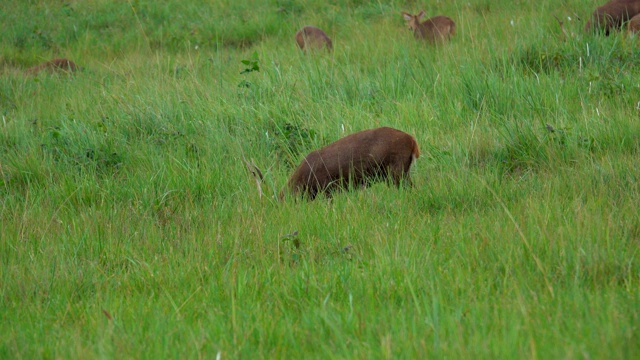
[402,11,456,43]
[295,26,333,52]
[585,0,640,35]
[282,127,420,200]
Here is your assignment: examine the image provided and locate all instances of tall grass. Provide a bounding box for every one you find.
[1,0,639,358]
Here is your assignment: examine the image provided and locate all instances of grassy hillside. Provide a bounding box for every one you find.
[1,0,639,358]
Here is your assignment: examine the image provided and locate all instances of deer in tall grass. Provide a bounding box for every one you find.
[627,12,640,33]
[402,11,456,43]
[282,127,420,200]
[585,0,640,35]
[295,26,333,52]
[26,58,80,75]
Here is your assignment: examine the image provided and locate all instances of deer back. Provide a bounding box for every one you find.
[295,26,333,52]
[285,127,420,199]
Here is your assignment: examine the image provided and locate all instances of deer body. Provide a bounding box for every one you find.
[585,0,640,34]
[628,12,640,33]
[402,11,455,43]
[295,26,333,52]
[284,127,420,200]
[26,58,80,75]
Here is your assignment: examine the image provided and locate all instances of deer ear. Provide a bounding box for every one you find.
[417,10,425,20]
[402,12,412,21]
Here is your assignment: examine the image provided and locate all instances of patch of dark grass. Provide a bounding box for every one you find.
[579,257,638,288]
[221,22,281,50]
[1,3,81,52]
[0,132,20,156]
[37,124,124,177]
[354,2,392,20]
[1,150,52,196]
[586,120,640,156]
[460,73,518,118]
[1,1,285,55]
[122,111,192,147]
[468,0,492,15]
[267,121,320,168]
[508,43,579,75]
[80,147,124,175]
[584,68,634,99]
[0,89,17,115]
[469,110,637,177]
[275,0,305,15]
[487,119,586,176]
[496,123,555,175]
[503,36,640,77]
[219,36,262,50]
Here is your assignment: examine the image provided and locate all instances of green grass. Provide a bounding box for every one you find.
[1,0,639,358]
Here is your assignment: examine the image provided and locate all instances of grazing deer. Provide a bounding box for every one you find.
[402,11,456,43]
[26,58,80,75]
[585,0,640,35]
[295,26,333,52]
[628,12,640,33]
[282,127,420,200]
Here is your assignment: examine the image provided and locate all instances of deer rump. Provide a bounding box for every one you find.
[295,26,333,52]
[587,0,640,34]
[286,127,419,200]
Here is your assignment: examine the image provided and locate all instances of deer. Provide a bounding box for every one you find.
[628,12,640,33]
[295,26,333,52]
[281,127,420,200]
[585,0,640,35]
[26,58,80,75]
[402,10,456,43]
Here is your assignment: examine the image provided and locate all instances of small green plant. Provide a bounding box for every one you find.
[238,51,260,88]
[240,51,260,74]
[544,123,569,146]
[279,230,302,265]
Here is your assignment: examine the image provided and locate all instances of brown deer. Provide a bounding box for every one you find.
[26,58,80,75]
[628,12,640,33]
[585,0,640,35]
[282,127,420,200]
[295,26,333,52]
[402,11,456,43]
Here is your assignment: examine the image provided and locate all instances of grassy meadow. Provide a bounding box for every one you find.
[1,0,639,358]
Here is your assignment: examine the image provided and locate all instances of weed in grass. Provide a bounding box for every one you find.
[279,230,302,265]
[267,121,319,168]
[240,51,260,75]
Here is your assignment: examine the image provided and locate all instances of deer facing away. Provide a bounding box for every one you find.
[629,12,640,33]
[295,26,333,52]
[585,0,640,34]
[282,127,420,200]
